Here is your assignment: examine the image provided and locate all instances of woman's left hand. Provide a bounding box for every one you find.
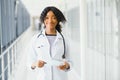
[57,61,70,70]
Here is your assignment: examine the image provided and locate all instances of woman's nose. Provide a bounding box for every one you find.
[48,18,53,22]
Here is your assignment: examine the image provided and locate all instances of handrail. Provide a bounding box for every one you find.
[0,28,30,80]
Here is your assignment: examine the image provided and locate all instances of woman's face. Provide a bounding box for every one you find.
[44,11,58,30]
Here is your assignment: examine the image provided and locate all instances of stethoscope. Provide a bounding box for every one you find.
[37,31,66,59]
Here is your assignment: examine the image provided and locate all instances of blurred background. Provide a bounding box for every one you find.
[0,0,120,80]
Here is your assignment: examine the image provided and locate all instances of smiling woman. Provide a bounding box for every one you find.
[43,11,58,32]
[27,6,72,80]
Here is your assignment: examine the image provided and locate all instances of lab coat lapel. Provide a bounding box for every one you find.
[52,31,63,57]
[37,30,51,59]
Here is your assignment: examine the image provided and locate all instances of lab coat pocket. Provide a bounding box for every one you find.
[35,44,44,59]
[36,44,50,63]
[35,45,43,53]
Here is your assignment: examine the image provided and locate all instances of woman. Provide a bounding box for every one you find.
[27,6,72,80]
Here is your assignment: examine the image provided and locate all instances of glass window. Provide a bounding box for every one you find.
[87,0,105,53]
[4,53,8,68]
[86,0,120,80]
[0,0,1,54]
[4,68,8,80]
[0,58,1,76]
[86,0,106,80]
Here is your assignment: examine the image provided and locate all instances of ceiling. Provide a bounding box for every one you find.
[21,0,66,16]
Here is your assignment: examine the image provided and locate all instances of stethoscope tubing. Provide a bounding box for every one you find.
[37,31,66,59]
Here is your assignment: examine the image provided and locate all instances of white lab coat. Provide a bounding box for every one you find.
[27,29,72,80]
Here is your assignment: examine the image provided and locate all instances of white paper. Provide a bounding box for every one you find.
[46,59,63,66]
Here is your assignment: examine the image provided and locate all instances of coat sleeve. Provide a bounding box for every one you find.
[26,35,38,70]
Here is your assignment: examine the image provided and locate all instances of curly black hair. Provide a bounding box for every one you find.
[40,6,66,33]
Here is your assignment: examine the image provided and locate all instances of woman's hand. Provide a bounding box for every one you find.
[36,60,46,68]
[31,60,46,69]
[57,61,70,70]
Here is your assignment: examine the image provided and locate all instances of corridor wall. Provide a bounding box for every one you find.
[85,0,120,80]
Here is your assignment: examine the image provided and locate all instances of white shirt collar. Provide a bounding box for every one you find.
[41,29,63,39]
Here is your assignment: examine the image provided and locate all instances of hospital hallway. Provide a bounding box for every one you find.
[1,0,120,80]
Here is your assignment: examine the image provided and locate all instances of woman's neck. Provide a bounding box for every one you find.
[45,29,56,35]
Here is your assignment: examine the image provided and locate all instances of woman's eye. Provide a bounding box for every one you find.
[44,16,57,20]
[52,17,56,19]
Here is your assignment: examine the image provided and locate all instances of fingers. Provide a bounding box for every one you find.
[37,60,46,68]
[57,65,66,70]
[64,61,70,69]
[31,63,36,69]
[57,61,70,70]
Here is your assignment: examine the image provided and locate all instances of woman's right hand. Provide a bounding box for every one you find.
[36,60,46,68]
[31,60,46,69]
